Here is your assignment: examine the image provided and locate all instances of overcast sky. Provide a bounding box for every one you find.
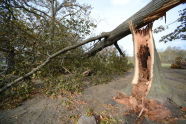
[80,0,186,56]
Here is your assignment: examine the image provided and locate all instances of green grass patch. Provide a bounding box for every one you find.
[161,63,171,68]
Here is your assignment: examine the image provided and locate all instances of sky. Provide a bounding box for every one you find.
[79,0,186,56]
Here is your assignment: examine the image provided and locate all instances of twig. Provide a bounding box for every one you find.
[138,108,144,118]
[62,67,72,74]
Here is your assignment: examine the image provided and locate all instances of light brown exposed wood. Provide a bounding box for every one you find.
[114,23,172,121]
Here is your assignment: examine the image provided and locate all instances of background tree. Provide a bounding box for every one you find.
[158,47,186,64]
[0,0,96,75]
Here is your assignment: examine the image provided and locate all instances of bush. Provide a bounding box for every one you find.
[170,56,184,69]
[170,64,181,69]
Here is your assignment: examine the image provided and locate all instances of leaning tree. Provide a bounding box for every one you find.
[0,1,186,120]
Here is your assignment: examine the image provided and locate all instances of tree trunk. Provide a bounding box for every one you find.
[0,39,15,74]
[85,0,186,57]
[50,0,56,41]
[129,22,171,103]
[114,23,172,121]
[6,47,15,74]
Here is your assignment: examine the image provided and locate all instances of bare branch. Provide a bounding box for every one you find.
[12,0,50,19]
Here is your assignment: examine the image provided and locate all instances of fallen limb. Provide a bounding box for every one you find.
[0,33,109,93]
[85,0,186,57]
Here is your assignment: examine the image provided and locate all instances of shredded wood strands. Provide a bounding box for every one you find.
[113,23,171,122]
[113,93,171,121]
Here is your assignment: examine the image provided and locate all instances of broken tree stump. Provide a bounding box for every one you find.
[114,22,173,122]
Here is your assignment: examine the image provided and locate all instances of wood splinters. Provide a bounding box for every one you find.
[114,22,172,122]
[138,107,145,118]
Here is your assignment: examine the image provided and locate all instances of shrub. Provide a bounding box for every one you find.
[170,56,184,69]
[41,48,131,95]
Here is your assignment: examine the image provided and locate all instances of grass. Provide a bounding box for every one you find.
[161,63,171,68]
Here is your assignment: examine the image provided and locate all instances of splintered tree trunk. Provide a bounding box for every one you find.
[130,23,171,103]
[114,23,172,121]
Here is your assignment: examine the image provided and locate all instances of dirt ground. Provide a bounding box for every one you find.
[0,68,186,124]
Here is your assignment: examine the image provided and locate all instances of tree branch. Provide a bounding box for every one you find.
[0,33,109,93]
[12,0,50,19]
[114,42,125,57]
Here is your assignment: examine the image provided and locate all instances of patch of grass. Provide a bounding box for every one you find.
[97,111,122,124]
[99,116,119,124]
[69,114,80,124]
[161,63,171,68]
[83,108,122,124]
[85,108,95,116]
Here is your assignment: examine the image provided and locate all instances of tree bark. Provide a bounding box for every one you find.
[6,47,15,74]
[50,0,56,41]
[114,42,125,57]
[0,39,15,74]
[129,22,171,103]
[85,0,186,57]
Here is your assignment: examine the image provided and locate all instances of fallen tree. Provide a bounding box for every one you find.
[85,0,186,57]
[0,33,109,93]
[0,0,185,93]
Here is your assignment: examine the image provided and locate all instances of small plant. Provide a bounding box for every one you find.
[171,56,185,69]
[85,108,95,116]
[98,113,121,124]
